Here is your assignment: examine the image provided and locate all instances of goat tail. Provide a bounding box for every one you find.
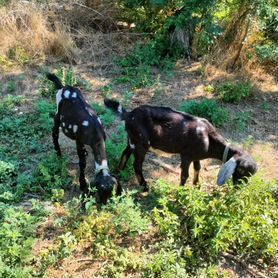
[104,98,126,118]
[46,73,63,89]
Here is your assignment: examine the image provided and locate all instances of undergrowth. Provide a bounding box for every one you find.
[180,99,229,127]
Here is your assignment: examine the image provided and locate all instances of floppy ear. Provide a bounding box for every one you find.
[217,157,237,186]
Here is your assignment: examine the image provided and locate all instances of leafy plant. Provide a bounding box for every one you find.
[0,204,45,278]
[35,100,56,133]
[233,111,251,131]
[180,99,229,127]
[255,42,278,64]
[38,67,77,98]
[0,161,16,188]
[218,80,252,103]
[8,46,30,65]
[34,153,71,197]
[6,81,16,93]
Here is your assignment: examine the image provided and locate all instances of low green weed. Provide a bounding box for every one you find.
[34,153,71,197]
[105,193,150,237]
[204,84,215,94]
[0,204,46,278]
[114,39,175,89]
[35,100,56,133]
[180,99,229,127]
[6,81,16,93]
[8,46,31,66]
[233,111,251,131]
[0,94,25,116]
[218,80,252,103]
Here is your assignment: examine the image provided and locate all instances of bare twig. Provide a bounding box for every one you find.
[149,158,180,174]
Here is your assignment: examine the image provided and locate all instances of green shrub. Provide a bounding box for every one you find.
[0,95,25,116]
[255,42,278,64]
[0,161,16,188]
[218,81,252,103]
[152,175,278,263]
[179,99,229,127]
[114,39,175,89]
[105,193,150,237]
[0,204,44,278]
[35,100,56,133]
[34,153,71,197]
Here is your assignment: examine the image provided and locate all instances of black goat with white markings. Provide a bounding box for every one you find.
[47,73,121,205]
[104,99,257,191]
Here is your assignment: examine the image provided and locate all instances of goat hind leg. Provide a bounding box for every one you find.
[180,156,191,186]
[133,147,148,192]
[52,114,61,156]
[118,145,132,171]
[193,161,201,185]
[76,142,88,194]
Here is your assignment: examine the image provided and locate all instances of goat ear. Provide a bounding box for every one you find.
[217,157,237,186]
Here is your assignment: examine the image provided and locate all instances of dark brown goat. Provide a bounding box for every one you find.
[47,73,121,204]
[104,99,257,191]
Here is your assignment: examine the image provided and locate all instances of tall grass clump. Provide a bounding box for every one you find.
[0,1,76,68]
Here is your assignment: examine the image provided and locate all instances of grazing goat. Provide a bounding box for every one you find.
[47,73,121,204]
[104,99,257,191]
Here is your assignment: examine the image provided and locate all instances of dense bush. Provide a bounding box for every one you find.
[255,42,278,64]
[218,80,252,103]
[179,99,229,127]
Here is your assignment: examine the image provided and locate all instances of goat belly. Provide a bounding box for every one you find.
[61,126,76,140]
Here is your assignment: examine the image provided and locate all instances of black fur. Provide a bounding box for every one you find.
[47,74,121,206]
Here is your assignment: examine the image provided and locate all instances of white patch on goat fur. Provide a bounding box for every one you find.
[101,160,108,167]
[103,169,109,176]
[71,92,77,98]
[95,160,109,173]
[82,120,89,127]
[129,139,135,149]
[62,122,65,127]
[97,117,102,125]
[64,128,68,133]
[68,124,72,129]
[196,126,205,134]
[63,90,71,98]
[73,125,78,133]
[117,104,123,113]
[56,89,63,111]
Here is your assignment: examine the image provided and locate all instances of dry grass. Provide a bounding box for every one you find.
[0,1,77,67]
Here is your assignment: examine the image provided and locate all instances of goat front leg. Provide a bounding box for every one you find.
[52,113,61,156]
[133,146,148,192]
[180,156,191,186]
[118,144,132,171]
[76,142,88,195]
[193,161,201,185]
